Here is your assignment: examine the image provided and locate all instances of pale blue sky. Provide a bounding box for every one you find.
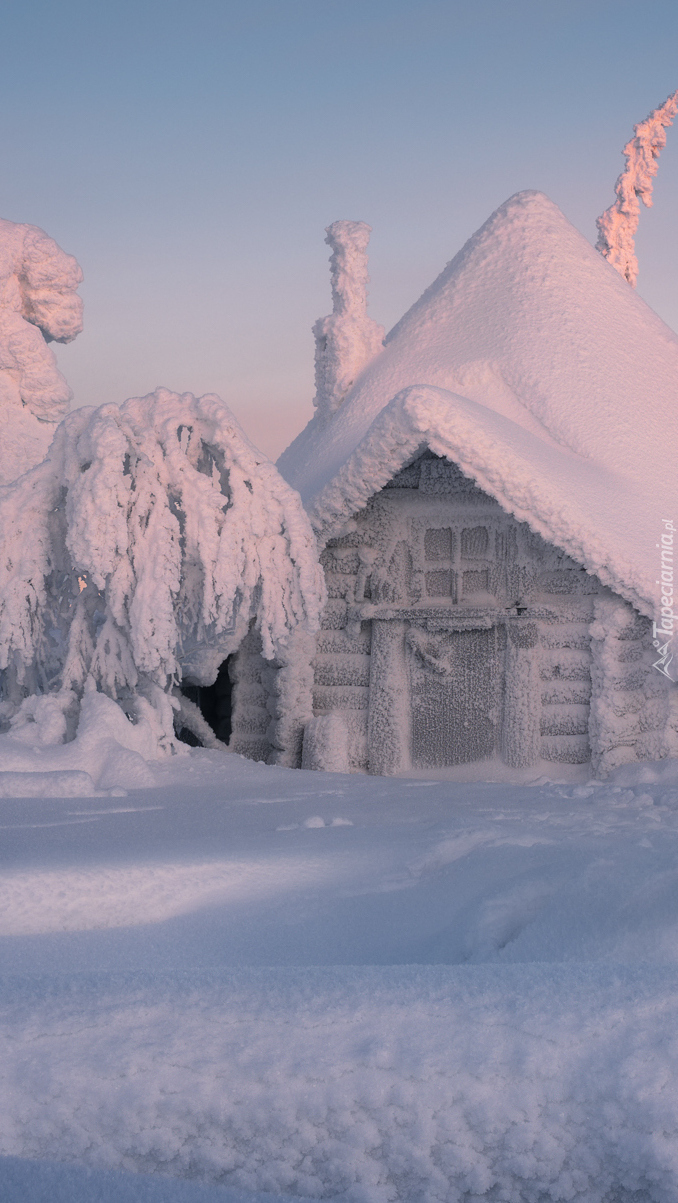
[3,0,678,457]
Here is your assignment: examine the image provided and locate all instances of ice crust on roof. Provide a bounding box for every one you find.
[278,190,678,619]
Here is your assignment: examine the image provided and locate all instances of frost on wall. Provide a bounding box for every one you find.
[589,597,673,776]
[596,90,678,286]
[309,453,619,777]
[312,221,384,422]
[0,218,83,483]
[0,389,324,756]
[302,712,349,772]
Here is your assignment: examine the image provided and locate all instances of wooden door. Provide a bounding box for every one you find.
[408,626,501,768]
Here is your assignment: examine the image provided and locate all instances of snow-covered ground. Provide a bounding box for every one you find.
[1,730,678,1202]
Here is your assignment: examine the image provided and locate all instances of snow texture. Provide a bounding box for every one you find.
[312,222,384,423]
[278,192,678,626]
[0,388,324,752]
[5,965,678,1203]
[2,744,678,1200]
[0,217,83,483]
[301,712,349,771]
[596,90,678,285]
[589,596,671,775]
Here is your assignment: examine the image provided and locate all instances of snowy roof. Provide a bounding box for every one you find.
[278,191,678,618]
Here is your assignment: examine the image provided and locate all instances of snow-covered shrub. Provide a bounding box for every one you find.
[0,388,325,754]
[596,90,678,285]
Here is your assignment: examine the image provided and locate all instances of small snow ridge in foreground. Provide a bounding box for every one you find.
[1,967,677,1203]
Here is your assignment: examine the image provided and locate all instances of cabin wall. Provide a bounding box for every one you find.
[308,454,672,777]
[229,455,675,777]
[314,542,372,771]
[589,597,674,775]
[228,625,316,767]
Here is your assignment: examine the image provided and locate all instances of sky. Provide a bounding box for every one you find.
[2,0,678,460]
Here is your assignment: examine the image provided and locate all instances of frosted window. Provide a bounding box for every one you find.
[461,526,489,557]
[424,527,454,560]
[425,569,455,598]
[462,569,489,595]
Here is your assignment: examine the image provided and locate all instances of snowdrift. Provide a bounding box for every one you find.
[2,754,678,1201]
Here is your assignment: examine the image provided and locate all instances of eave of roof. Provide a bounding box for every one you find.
[308,384,656,616]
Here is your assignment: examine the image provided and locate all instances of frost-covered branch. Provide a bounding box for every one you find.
[313,220,384,421]
[596,90,678,286]
[0,388,325,753]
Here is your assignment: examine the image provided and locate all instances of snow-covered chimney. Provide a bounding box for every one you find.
[312,220,384,423]
[596,90,678,286]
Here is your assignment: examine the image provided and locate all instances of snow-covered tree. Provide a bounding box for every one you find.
[313,220,384,422]
[0,218,83,483]
[596,90,678,286]
[0,388,325,754]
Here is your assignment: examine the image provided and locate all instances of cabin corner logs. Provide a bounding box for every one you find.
[229,454,667,776]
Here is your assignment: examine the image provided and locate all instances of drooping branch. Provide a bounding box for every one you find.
[596,90,678,286]
[0,388,325,752]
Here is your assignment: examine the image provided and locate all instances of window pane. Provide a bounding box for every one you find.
[462,569,489,595]
[425,569,455,597]
[461,526,489,557]
[424,527,454,560]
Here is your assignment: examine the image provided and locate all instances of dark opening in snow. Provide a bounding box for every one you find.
[177,658,233,747]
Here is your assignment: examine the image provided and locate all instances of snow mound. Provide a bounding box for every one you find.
[0,770,98,798]
[0,690,166,792]
[279,191,678,617]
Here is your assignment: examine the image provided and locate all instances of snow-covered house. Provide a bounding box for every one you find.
[230,191,678,778]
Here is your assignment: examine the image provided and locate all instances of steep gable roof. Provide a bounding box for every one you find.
[278,191,678,618]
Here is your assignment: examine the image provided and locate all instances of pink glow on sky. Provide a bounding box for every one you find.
[3,0,678,460]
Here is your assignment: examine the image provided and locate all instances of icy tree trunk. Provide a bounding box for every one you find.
[596,90,678,286]
[312,221,384,422]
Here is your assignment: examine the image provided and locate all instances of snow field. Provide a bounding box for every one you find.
[1,749,678,1199]
[2,966,678,1202]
